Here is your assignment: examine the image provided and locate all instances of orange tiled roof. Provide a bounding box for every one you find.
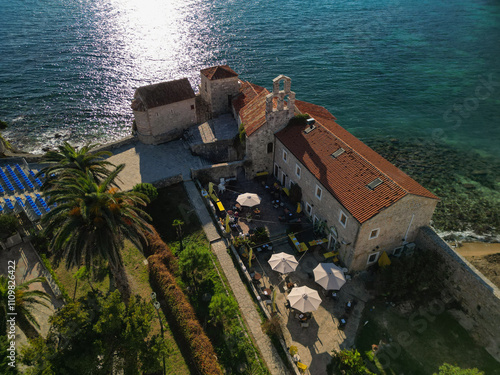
[275,100,438,223]
[232,81,267,114]
[200,65,238,80]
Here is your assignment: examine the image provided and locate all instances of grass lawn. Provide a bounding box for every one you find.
[356,300,500,374]
[149,183,270,374]
[50,241,191,375]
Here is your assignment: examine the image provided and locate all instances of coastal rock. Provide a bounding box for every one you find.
[54,133,62,139]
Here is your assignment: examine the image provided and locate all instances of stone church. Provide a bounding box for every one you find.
[131,65,439,271]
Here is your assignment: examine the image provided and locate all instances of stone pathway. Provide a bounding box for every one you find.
[184,180,289,375]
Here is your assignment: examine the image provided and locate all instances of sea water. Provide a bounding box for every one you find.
[0,0,499,157]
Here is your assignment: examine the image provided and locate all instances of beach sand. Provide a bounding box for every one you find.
[454,242,500,289]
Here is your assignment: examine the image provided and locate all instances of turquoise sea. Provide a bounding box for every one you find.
[0,0,499,157]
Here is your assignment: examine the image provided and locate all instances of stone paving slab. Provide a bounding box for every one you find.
[184,180,221,243]
[107,139,210,190]
[184,181,289,375]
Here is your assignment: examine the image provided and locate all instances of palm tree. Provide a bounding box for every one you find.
[0,276,50,337]
[37,142,115,190]
[42,165,151,301]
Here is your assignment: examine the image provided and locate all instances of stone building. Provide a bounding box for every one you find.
[130,66,439,270]
[199,65,240,116]
[131,78,196,144]
[230,70,438,271]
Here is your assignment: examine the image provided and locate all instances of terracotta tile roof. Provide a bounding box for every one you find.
[276,100,438,223]
[232,81,267,114]
[200,65,238,80]
[133,78,195,110]
[239,90,269,136]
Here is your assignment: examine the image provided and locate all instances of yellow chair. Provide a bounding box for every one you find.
[323,251,335,259]
[297,362,308,372]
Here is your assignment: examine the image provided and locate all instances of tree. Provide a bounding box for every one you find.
[132,183,158,203]
[0,215,17,241]
[0,276,50,338]
[20,291,170,375]
[434,363,484,375]
[0,335,19,374]
[208,293,238,327]
[329,349,374,375]
[178,244,212,289]
[37,142,114,190]
[172,219,184,253]
[42,165,151,301]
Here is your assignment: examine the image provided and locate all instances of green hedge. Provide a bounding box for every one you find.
[146,230,223,375]
[39,254,71,302]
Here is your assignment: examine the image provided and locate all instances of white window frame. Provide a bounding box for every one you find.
[369,228,380,240]
[315,185,322,200]
[339,210,347,228]
[295,164,301,179]
[288,179,294,189]
[367,252,380,265]
[283,150,288,163]
[393,246,404,257]
[274,163,279,178]
[313,215,319,225]
[305,202,313,216]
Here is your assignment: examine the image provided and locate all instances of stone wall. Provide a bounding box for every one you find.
[201,75,240,116]
[190,139,237,164]
[274,139,438,272]
[135,98,197,145]
[351,195,437,270]
[191,160,244,184]
[151,174,183,189]
[415,226,500,362]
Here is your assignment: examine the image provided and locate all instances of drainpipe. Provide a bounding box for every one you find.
[404,214,415,244]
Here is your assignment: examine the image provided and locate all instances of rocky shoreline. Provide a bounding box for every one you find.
[364,136,500,240]
[2,133,499,241]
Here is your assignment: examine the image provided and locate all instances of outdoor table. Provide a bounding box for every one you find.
[253,272,262,281]
[262,288,272,297]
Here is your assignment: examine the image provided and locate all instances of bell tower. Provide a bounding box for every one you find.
[265,75,295,133]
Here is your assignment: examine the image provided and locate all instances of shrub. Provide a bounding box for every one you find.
[329,349,374,375]
[208,293,238,327]
[249,227,270,246]
[0,215,17,240]
[148,252,223,375]
[0,120,8,130]
[132,183,158,202]
[39,254,71,302]
[434,363,484,375]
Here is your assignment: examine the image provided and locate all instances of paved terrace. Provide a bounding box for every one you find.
[214,176,372,374]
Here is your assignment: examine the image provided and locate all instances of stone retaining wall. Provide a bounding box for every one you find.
[151,174,183,189]
[415,226,500,362]
[191,160,244,183]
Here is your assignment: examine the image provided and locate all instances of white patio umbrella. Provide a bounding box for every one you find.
[268,252,299,274]
[288,286,322,313]
[313,263,346,290]
[236,193,261,207]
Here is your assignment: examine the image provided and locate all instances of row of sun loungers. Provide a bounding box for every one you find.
[1,194,52,221]
[0,164,43,193]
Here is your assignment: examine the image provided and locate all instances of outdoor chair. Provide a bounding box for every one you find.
[297,362,308,373]
[300,322,309,328]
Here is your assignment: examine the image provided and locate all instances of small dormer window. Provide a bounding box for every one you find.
[331,148,345,158]
[367,178,383,190]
